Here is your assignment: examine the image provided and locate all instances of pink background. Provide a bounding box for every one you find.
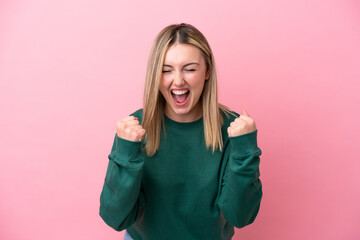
[1,0,359,239]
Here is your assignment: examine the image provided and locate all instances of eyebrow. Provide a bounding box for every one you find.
[163,62,200,68]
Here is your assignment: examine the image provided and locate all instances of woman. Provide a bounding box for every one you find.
[99,23,262,240]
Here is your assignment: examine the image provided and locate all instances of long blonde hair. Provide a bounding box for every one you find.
[143,23,229,156]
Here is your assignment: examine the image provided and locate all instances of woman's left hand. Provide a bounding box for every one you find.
[227,110,257,137]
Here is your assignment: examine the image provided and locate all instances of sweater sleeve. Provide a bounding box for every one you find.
[218,130,262,228]
[99,134,145,231]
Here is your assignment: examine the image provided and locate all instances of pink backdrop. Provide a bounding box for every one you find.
[1,0,359,239]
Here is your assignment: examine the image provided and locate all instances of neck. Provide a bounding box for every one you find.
[164,103,202,123]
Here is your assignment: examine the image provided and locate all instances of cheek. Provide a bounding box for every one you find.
[161,75,172,86]
[187,73,206,89]
[159,76,170,95]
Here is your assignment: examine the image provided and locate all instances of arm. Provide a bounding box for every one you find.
[99,115,146,231]
[218,130,262,228]
[99,135,145,231]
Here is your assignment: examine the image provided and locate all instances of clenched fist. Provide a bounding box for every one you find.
[227,110,257,137]
[116,116,146,142]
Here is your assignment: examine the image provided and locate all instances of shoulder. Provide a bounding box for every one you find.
[130,109,143,124]
[220,106,239,140]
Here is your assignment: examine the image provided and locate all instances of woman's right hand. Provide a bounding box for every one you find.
[116,116,146,142]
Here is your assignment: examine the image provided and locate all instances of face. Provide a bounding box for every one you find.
[159,43,209,123]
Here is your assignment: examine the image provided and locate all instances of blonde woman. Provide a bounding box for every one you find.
[99,23,262,240]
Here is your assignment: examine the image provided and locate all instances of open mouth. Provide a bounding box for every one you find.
[171,89,190,105]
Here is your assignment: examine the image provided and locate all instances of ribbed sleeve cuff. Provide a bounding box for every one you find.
[115,136,143,160]
[109,135,144,166]
[229,130,260,157]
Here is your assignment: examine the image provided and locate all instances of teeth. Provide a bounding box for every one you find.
[171,89,189,95]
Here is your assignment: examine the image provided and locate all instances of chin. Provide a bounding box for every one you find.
[170,105,191,115]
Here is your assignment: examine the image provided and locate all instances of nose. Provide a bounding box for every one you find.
[173,70,185,87]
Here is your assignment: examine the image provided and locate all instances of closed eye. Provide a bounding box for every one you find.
[185,69,196,72]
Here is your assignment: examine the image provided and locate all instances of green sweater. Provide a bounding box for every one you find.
[99,109,262,240]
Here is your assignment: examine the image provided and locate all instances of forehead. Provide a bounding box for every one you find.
[163,43,204,65]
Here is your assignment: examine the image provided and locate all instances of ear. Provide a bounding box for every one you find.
[205,66,211,80]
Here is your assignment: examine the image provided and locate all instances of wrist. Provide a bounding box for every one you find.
[229,130,260,157]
